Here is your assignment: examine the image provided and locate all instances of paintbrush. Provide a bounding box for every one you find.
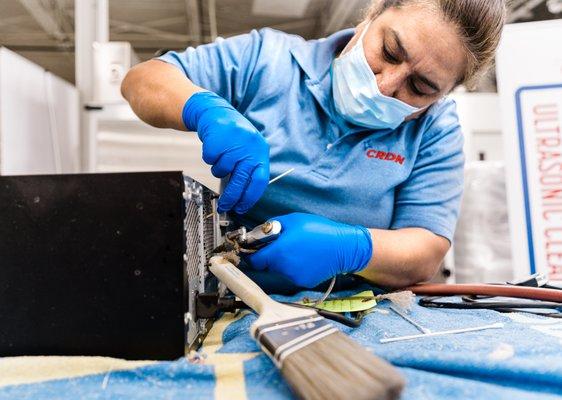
[209,256,405,400]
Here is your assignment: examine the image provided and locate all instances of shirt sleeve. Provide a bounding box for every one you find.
[155,30,263,108]
[391,101,465,242]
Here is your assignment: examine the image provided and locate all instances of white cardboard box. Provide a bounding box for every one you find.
[496,20,562,280]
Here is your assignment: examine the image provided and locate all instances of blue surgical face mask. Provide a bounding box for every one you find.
[332,22,421,130]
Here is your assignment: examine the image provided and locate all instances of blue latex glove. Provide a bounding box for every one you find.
[245,213,373,288]
[182,91,270,214]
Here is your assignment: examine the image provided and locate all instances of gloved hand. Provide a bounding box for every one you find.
[182,91,270,214]
[245,213,373,288]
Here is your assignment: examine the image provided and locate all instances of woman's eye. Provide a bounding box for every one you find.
[409,81,427,97]
[410,84,427,96]
[382,45,399,64]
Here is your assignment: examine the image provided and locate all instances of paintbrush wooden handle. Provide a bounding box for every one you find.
[210,257,404,400]
[209,256,278,314]
[209,256,315,321]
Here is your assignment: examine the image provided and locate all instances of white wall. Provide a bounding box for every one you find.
[0,47,79,175]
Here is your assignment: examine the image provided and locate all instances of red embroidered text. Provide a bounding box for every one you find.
[366,149,405,165]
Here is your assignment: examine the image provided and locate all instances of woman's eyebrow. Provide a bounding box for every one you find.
[390,28,441,93]
[389,29,409,61]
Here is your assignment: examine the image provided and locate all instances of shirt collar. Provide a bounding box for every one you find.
[289,28,354,83]
[289,29,369,135]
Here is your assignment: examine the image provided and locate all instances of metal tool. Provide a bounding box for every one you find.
[214,220,282,254]
[228,220,281,247]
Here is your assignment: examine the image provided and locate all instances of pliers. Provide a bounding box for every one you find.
[213,220,282,254]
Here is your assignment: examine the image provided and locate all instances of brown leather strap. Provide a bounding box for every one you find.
[405,283,562,302]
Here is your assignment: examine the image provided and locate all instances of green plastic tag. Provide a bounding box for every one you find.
[301,290,377,313]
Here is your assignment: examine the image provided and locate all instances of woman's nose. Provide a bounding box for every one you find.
[376,66,409,98]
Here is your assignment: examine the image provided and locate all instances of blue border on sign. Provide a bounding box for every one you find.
[514,83,562,275]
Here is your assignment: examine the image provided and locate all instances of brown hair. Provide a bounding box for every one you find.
[366,0,507,88]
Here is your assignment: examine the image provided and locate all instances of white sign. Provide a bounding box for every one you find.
[497,21,562,280]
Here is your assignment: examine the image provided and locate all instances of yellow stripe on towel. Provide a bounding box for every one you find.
[0,356,155,388]
[201,311,260,400]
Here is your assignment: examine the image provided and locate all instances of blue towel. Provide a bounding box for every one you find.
[1,289,561,399]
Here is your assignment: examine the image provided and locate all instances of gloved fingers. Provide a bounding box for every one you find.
[248,249,319,289]
[201,139,222,165]
[233,164,269,214]
[210,152,237,178]
[245,243,275,271]
[217,161,253,213]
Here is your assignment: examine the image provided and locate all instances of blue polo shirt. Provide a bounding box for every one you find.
[158,28,464,242]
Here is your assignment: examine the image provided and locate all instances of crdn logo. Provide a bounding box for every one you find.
[366,149,406,165]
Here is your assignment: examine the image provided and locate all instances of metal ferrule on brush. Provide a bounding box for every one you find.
[253,316,339,368]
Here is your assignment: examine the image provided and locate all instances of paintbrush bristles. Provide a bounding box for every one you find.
[281,331,405,400]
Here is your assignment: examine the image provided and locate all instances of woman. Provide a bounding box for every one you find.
[122,0,506,289]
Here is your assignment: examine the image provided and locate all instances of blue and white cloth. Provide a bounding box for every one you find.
[1,290,561,400]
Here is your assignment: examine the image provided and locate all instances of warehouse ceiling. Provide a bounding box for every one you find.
[0,0,561,85]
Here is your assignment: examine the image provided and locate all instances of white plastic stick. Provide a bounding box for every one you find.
[380,322,504,344]
[269,168,295,184]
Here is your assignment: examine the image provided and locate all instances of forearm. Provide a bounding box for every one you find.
[121,59,204,131]
[357,227,450,288]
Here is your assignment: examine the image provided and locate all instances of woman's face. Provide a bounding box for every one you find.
[343,3,466,112]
